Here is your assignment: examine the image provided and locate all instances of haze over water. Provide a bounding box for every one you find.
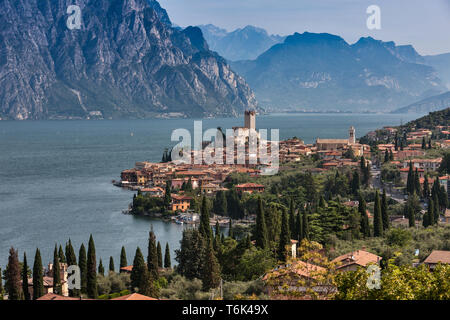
[0,113,422,268]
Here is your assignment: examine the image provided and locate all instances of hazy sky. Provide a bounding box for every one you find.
[158,0,450,55]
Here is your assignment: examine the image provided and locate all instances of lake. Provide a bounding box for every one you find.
[0,113,423,268]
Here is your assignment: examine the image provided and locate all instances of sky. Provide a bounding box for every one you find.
[158,0,450,55]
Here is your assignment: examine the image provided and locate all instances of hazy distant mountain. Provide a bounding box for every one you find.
[198,24,285,61]
[392,91,450,114]
[0,0,257,120]
[231,32,445,112]
[424,53,450,89]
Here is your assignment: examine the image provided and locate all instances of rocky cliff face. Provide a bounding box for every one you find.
[0,0,257,120]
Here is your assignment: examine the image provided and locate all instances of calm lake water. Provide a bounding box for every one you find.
[0,113,423,268]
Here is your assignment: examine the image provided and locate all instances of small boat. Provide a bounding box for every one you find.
[175,220,184,225]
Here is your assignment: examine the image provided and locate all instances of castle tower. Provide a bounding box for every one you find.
[349,126,356,144]
[244,110,256,130]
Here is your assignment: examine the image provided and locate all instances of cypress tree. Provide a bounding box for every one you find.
[358,194,370,237]
[201,240,221,291]
[406,162,414,194]
[428,139,432,149]
[296,211,303,241]
[5,247,22,300]
[302,208,310,240]
[22,252,30,300]
[373,190,383,237]
[147,228,159,279]
[32,249,44,300]
[384,149,389,163]
[53,245,62,295]
[65,239,77,267]
[414,168,421,195]
[199,196,212,241]
[98,259,104,276]
[351,171,360,195]
[422,137,426,149]
[423,175,430,199]
[86,235,97,299]
[381,189,389,231]
[423,198,433,227]
[278,208,290,262]
[120,246,127,272]
[78,244,87,294]
[408,203,416,228]
[289,198,296,237]
[164,180,172,210]
[433,193,440,224]
[131,247,155,296]
[109,256,115,273]
[58,245,66,263]
[228,219,234,239]
[255,198,268,249]
[157,241,163,269]
[394,133,398,151]
[164,243,171,268]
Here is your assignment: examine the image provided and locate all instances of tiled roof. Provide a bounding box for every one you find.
[333,250,381,269]
[423,250,450,264]
[111,293,157,300]
[37,293,81,301]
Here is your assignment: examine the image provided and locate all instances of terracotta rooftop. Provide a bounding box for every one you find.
[111,293,157,300]
[235,183,265,188]
[333,250,381,269]
[423,250,450,265]
[37,293,82,301]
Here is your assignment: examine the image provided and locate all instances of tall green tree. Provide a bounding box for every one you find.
[199,196,212,241]
[351,171,360,195]
[213,190,227,216]
[289,198,296,237]
[381,189,389,231]
[302,208,310,240]
[175,229,204,279]
[98,259,105,276]
[120,246,127,272]
[65,239,77,267]
[53,245,62,295]
[255,198,268,249]
[358,194,370,237]
[278,208,290,262]
[79,244,87,294]
[109,256,115,273]
[423,198,433,227]
[164,243,171,269]
[406,162,414,195]
[22,252,30,300]
[86,235,98,299]
[164,180,172,210]
[131,247,156,297]
[423,175,430,199]
[408,203,416,228]
[157,241,163,269]
[201,240,221,291]
[5,247,22,300]
[147,228,159,280]
[296,211,303,241]
[0,268,4,300]
[32,249,44,300]
[58,245,66,263]
[433,193,440,224]
[373,190,383,237]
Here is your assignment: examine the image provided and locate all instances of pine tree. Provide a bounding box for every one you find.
[255,198,268,249]
[175,229,205,279]
[109,256,115,273]
[53,245,62,295]
[120,246,127,272]
[278,208,290,262]
[22,252,30,300]
[78,244,87,294]
[157,241,163,269]
[164,243,171,269]
[201,240,221,291]
[358,194,370,237]
[86,235,98,299]
[5,247,22,300]
[199,196,212,241]
[98,259,104,276]
[58,245,66,263]
[373,190,383,237]
[147,227,159,280]
[381,189,389,231]
[32,249,44,300]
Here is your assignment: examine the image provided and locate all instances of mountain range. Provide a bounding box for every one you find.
[392,91,450,114]
[0,0,257,120]
[198,24,285,61]
[231,32,447,112]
